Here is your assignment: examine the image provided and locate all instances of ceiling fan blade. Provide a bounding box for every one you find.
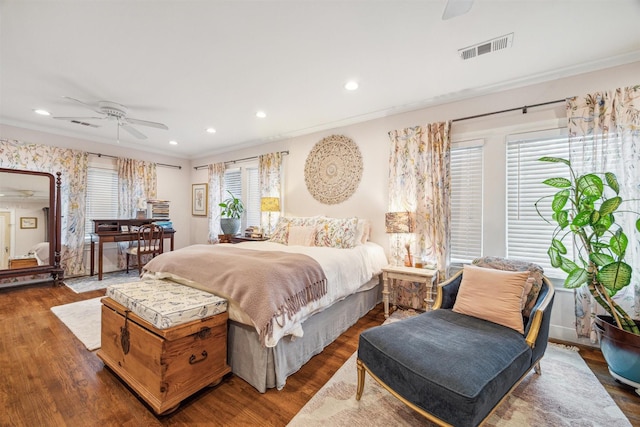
[125,117,168,130]
[62,96,105,114]
[120,123,148,139]
[52,116,106,121]
[442,0,474,20]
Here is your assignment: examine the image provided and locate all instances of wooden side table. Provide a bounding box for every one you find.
[381,265,438,318]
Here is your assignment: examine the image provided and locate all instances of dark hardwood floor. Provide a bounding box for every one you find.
[0,281,638,426]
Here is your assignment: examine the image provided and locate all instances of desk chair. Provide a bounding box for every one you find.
[126,224,164,274]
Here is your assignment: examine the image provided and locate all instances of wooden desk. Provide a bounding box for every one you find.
[90,229,175,280]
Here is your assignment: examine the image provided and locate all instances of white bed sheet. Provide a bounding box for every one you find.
[144,241,388,347]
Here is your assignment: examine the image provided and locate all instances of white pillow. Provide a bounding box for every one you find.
[287,226,316,246]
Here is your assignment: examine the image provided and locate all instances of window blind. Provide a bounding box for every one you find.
[246,167,260,227]
[450,140,483,263]
[506,129,571,277]
[85,167,118,236]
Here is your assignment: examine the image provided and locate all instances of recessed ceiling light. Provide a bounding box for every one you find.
[256,111,266,118]
[206,127,216,134]
[169,140,178,145]
[344,81,359,91]
[34,109,51,116]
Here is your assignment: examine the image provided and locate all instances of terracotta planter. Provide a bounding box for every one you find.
[594,315,640,396]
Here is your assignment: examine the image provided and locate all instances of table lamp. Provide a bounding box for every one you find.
[261,197,280,237]
[385,211,415,266]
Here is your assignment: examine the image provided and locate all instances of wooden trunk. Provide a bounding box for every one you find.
[97,297,231,414]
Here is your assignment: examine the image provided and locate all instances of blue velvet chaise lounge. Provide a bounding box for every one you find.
[356,258,555,427]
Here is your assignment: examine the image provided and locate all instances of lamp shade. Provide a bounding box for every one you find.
[261,197,280,212]
[385,211,415,233]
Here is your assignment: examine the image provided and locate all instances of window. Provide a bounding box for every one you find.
[224,164,261,230]
[450,140,483,264]
[85,166,118,237]
[506,129,571,277]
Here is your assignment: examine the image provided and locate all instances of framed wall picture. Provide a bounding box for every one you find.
[20,217,38,229]
[192,183,208,216]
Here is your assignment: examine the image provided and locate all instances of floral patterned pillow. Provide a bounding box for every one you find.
[315,217,360,248]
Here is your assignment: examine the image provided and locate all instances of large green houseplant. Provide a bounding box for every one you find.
[218,191,244,235]
[536,156,640,335]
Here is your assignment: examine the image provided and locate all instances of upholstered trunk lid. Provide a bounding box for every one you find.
[106,278,227,329]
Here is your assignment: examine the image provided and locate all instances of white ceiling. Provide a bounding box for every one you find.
[2,0,640,159]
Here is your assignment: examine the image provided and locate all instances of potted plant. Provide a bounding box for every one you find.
[536,156,640,392]
[218,191,244,235]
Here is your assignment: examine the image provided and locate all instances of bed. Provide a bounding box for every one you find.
[141,217,387,392]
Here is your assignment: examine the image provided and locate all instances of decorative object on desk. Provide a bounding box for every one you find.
[245,226,262,238]
[304,134,362,205]
[219,190,244,235]
[191,183,208,216]
[403,243,412,267]
[261,196,280,237]
[20,217,37,229]
[536,156,640,393]
[385,211,415,266]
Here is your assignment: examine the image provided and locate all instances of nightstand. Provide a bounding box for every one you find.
[381,265,438,318]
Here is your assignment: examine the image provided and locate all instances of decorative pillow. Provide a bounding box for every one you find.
[315,217,359,248]
[452,264,529,334]
[287,226,316,246]
[472,256,544,319]
[355,219,371,245]
[268,216,323,244]
[268,217,290,244]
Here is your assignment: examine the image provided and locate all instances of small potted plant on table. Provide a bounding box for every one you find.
[218,191,244,236]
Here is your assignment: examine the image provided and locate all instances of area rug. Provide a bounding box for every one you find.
[64,270,140,293]
[288,342,630,426]
[50,297,103,351]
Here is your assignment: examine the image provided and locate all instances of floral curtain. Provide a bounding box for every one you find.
[259,152,282,234]
[0,139,88,277]
[387,122,451,281]
[116,158,157,268]
[207,163,225,243]
[567,85,640,340]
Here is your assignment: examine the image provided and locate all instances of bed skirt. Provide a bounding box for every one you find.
[227,277,381,392]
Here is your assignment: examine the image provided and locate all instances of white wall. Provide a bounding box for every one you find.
[192,61,640,346]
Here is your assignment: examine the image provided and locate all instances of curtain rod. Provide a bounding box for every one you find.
[88,152,182,169]
[193,150,290,170]
[451,99,566,123]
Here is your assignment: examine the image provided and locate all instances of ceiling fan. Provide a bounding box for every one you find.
[442,0,474,20]
[53,96,168,140]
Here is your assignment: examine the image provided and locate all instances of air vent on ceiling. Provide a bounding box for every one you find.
[71,120,99,128]
[459,33,513,60]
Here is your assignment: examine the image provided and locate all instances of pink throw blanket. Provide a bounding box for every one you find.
[142,244,327,345]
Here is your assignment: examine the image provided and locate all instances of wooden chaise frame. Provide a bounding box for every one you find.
[356,270,555,426]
